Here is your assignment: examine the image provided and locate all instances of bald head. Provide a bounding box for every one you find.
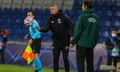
[50,4,59,15]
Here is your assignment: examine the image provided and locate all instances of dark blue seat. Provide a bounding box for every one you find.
[22,8,32,16]
[2,8,12,15]
[116,2,120,7]
[72,0,82,10]
[112,10,120,17]
[64,10,72,17]
[1,8,12,18]
[35,15,43,20]
[39,19,45,27]
[102,20,111,28]
[43,9,50,17]
[12,8,22,17]
[111,4,119,11]
[101,31,109,38]
[98,36,106,43]
[116,10,120,16]
[95,10,103,17]
[72,10,81,17]
[34,9,43,16]
[103,10,112,17]
[1,1,120,42]
[41,32,51,41]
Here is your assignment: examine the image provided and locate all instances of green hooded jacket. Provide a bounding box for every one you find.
[72,9,100,48]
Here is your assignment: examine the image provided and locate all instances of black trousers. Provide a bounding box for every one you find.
[76,45,94,72]
[107,55,119,67]
[31,38,41,54]
[53,46,69,72]
[0,50,5,64]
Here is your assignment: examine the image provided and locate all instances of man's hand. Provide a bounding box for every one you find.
[28,39,33,45]
[36,26,41,32]
[70,36,73,43]
[113,42,116,46]
[69,43,75,48]
[65,46,69,51]
[24,34,29,40]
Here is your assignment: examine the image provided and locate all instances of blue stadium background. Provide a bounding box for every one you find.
[0,0,120,71]
[0,0,120,43]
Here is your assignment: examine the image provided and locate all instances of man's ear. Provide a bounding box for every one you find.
[31,14,34,18]
[85,5,87,9]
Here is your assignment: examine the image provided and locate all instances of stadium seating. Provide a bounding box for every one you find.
[0,0,119,43]
[42,0,53,9]
[0,0,2,7]
[53,0,63,9]
[63,0,74,10]
[12,0,22,9]
[1,0,12,9]
[22,0,33,9]
[32,0,43,10]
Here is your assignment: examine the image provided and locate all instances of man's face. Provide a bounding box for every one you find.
[27,12,34,19]
[24,12,34,26]
[82,3,87,11]
[50,5,59,15]
[111,30,117,37]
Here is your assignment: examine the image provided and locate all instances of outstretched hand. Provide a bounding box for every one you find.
[24,34,29,40]
[28,39,33,45]
[69,43,75,48]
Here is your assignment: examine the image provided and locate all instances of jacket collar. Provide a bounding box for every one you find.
[51,10,63,18]
[83,8,93,14]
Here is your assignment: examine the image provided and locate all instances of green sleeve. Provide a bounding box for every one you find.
[72,16,83,44]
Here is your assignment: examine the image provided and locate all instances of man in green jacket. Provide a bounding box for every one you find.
[71,1,100,72]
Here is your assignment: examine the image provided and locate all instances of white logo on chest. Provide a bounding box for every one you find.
[51,20,54,23]
[88,17,96,23]
[57,18,62,24]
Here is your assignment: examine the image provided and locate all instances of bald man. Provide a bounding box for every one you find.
[40,4,74,72]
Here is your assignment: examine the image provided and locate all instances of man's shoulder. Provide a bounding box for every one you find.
[92,13,99,18]
[47,16,53,21]
[81,12,99,20]
[77,14,84,20]
[33,19,38,23]
[33,20,39,24]
[63,14,70,19]
[31,20,39,27]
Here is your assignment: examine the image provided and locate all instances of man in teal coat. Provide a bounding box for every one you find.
[71,1,100,72]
